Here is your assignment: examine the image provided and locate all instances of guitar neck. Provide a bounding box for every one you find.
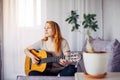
[30,50,80,64]
[39,56,65,64]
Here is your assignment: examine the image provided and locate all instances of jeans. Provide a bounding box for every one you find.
[59,65,77,76]
[29,65,77,76]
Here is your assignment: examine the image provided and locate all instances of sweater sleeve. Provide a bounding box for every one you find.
[31,40,42,50]
[61,39,70,53]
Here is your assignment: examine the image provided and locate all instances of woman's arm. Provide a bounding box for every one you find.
[24,46,40,64]
[59,39,72,66]
[24,40,42,64]
[24,46,34,57]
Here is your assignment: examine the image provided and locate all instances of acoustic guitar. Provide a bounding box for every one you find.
[25,49,81,76]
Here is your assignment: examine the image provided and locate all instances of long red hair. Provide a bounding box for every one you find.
[42,21,64,54]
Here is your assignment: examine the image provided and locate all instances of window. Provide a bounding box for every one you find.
[16,0,41,27]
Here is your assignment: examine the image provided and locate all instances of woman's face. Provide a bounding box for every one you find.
[44,23,54,37]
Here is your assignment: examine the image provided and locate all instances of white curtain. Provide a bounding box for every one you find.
[3,0,102,80]
[3,0,45,80]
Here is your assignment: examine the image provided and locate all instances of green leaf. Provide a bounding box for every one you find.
[68,18,73,24]
[65,18,70,22]
[84,24,88,28]
[82,21,85,25]
[83,14,87,19]
[71,26,75,31]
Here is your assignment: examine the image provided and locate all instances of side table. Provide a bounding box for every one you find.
[75,72,120,80]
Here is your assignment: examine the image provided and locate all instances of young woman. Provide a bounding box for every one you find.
[24,21,76,76]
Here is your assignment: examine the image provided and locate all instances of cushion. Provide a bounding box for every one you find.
[108,39,120,72]
[81,37,110,52]
[91,39,111,52]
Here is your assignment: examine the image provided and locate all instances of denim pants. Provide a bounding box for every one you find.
[59,65,77,76]
[29,65,77,76]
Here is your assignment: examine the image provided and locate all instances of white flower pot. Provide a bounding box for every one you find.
[83,52,108,76]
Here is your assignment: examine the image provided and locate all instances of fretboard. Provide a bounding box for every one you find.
[39,56,65,64]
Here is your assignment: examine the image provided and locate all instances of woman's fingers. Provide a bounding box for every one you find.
[31,56,40,64]
[59,59,71,66]
[35,56,40,60]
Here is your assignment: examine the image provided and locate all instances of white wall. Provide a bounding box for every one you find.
[103,0,120,41]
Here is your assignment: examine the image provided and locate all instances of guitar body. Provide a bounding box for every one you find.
[25,50,53,76]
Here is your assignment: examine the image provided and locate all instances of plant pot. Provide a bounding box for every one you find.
[83,52,108,76]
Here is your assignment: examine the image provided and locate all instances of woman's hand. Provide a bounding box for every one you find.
[31,55,40,64]
[59,59,72,66]
[24,46,40,64]
[59,51,72,66]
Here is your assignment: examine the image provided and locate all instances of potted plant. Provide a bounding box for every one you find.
[65,11,108,78]
[82,13,98,53]
[82,14,108,78]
